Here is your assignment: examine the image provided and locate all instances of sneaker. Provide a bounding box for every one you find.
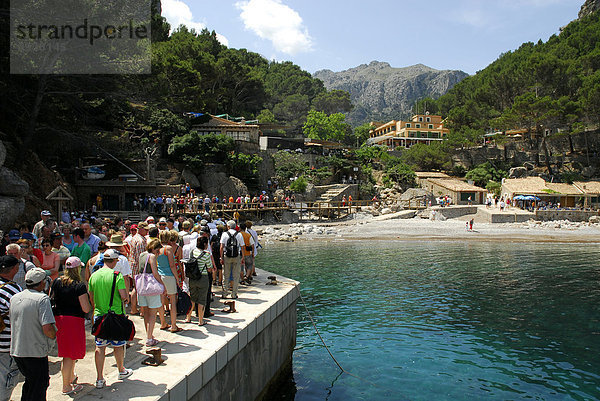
[95,378,106,389]
[118,368,133,380]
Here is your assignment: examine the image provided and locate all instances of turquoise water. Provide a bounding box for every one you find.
[257,241,600,401]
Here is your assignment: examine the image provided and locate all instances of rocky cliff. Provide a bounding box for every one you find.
[579,0,600,19]
[313,61,468,124]
[0,141,29,231]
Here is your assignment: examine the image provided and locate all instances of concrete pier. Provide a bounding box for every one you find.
[13,269,299,401]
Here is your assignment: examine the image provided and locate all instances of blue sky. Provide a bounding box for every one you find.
[161,0,584,75]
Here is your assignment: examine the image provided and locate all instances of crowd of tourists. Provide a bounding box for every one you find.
[0,208,260,399]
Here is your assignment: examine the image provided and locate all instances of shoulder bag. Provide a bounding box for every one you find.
[91,272,135,341]
[135,255,165,296]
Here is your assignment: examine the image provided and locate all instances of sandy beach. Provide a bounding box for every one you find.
[257,210,600,244]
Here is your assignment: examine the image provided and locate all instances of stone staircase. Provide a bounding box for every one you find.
[314,184,352,203]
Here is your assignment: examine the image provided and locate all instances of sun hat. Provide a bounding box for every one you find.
[145,216,155,223]
[130,224,138,230]
[137,222,149,229]
[8,229,20,240]
[41,210,51,216]
[65,256,82,269]
[25,268,47,285]
[106,234,125,247]
[21,233,35,240]
[159,217,167,223]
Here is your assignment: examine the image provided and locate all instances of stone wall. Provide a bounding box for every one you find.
[535,209,600,222]
[434,205,477,219]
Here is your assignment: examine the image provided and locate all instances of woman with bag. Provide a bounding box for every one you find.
[157,230,182,333]
[136,239,167,347]
[185,236,212,326]
[50,256,91,395]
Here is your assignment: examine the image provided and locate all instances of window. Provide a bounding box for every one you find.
[426,117,431,122]
[419,117,423,122]
[416,124,421,128]
[429,124,433,129]
[406,123,411,128]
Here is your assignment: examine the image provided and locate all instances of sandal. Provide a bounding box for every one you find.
[71,374,78,385]
[159,325,171,331]
[62,384,83,395]
[146,338,159,347]
[170,327,184,333]
[198,321,208,326]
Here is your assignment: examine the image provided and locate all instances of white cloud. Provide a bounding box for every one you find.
[161,0,229,46]
[236,0,312,55]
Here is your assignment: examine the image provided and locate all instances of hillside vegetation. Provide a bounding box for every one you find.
[422,12,600,141]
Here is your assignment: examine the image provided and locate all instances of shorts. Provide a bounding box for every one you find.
[243,255,254,272]
[93,316,127,347]
[160,275,178,295]
[137,294,162,309]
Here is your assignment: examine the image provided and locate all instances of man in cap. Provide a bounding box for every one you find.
[51,232,70,267]
[220,220,245,299]
[105,234,132,294]
[0,255,23,401]
[10,267,56,401]
[88,249,133,388]
[32,211,51,239]
[6,230,20,245]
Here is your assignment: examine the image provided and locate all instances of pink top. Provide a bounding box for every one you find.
[41,251,60,280]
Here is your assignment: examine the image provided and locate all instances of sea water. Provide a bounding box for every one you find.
[257,241,600,401]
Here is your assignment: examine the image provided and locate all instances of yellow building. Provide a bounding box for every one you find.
[367,113,450,148]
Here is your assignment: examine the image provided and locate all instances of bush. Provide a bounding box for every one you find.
[290,176,308,193]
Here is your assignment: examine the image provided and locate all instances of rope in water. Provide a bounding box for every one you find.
[286,282,379,388]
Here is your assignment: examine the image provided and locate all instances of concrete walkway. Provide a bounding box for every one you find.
[12,269,298,401]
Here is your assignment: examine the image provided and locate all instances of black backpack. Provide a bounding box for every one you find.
[182,253,207,281]
[224,231,239,258]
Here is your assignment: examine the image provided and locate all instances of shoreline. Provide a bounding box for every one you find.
[255,215,600,244]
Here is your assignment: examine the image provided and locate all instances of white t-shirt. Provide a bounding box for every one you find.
[114,255,132,277]
[220,229,245,256]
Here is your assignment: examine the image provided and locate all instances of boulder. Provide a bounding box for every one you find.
[589,215,600,224]
[280,210,299,224]
[0,167,29,197]
[181,168,200,188]
[0,196,25,231]
[380,207,393,215]
[509,167,527,178]
[400,188,435,206]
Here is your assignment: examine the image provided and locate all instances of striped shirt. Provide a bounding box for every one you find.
[0,279,22,352]
[128,233,147,276]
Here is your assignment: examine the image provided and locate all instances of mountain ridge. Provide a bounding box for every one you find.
[313,61,468,125]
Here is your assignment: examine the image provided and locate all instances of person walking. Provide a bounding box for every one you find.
[40,239,60,281]
[10,268,56,401]
[157,231,182,333]
[220,220,245,300]
[128,222,148,315]
[137,239,167,347]
[0,255,23,401]
[88,249,133,389]
[186,236,212,326]
[50,257,90,395]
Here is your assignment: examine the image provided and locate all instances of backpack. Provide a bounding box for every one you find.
[182,251,207,281]
[224,231,239,258]
[92,254,105,273]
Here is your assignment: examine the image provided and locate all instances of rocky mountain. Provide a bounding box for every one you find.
[313,61,468,124]
[579,0,600,19]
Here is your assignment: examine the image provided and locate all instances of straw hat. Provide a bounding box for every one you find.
[106,234,125,247]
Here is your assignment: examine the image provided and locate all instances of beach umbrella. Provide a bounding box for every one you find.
[514,195,526,200]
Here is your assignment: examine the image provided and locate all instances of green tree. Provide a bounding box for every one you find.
[290,176,308,193]
[227,153,263,189]
[311,90,353,114]
[302,110,350,142]
[168,133,234,170]
[401,143,451,171]
[272,151,308,183]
